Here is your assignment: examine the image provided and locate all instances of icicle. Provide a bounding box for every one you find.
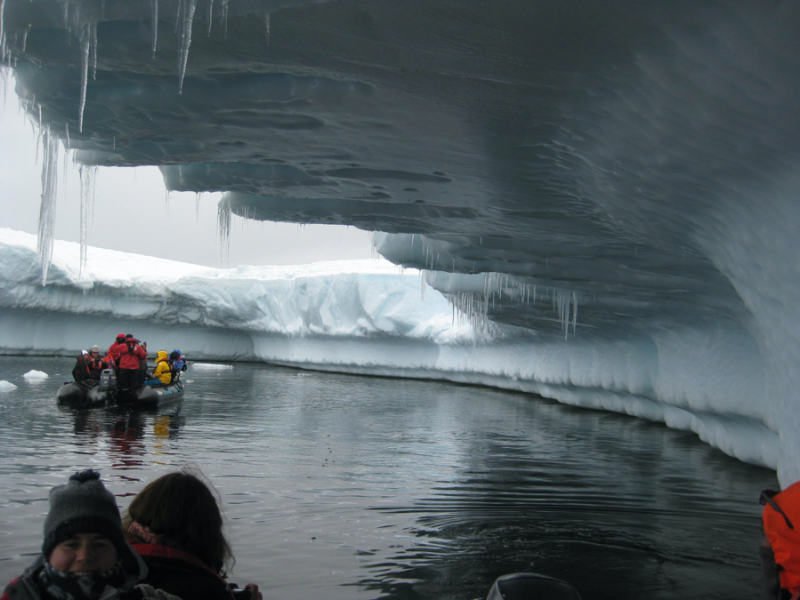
[65,121,70,148]
[37,129,59,285]
[78,23,94,132]
[78,165,98,276]
[221,0,229,38]
[90,21,97,80]
[572,291,579,335]
[264,12,270,45]
[217,196,231,263]
[150,0,158,57]
[195,191,201,223]
[0,0,8,62]
[112,135,115,149]
[207,0,214,35]
[177,0,197,93]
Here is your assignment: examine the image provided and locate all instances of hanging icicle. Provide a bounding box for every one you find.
[177,0,197,93]
[217,195,232,263]
[37,129,59,285]
[264,12,270,45]
[150,0,158,57]
[0,0,8,63]
[221,0,229,38]
[207,0,214,36]
[78,22,97,132]
[78,164,98,276]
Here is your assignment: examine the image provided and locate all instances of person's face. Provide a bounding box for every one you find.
[48,533,118,574]
[91,351,99,358]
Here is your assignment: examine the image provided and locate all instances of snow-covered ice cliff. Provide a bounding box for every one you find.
[0,229,781,483]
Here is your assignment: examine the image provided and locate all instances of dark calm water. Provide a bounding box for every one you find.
[0,356,777,600]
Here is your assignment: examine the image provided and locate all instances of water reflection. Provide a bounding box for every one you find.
[60,403,186,470]
[0,357,779,600]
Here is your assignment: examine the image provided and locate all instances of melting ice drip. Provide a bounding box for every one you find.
[37,129,59,285]
[217,194,232,263]
[78,165,98,276]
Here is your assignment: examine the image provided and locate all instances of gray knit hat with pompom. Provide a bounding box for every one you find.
[41,470,125,559]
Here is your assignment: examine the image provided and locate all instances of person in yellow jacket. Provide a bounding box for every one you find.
[151,350,173,385]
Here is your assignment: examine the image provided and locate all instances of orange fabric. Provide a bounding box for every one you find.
[764,480,800,594]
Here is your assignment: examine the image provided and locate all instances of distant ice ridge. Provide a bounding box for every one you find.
[0,228,780,476]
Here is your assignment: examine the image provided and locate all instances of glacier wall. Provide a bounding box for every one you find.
[0,229,780,477]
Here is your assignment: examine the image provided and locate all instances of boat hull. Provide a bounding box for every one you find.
[134,380,185,408]
[56,382,114,408]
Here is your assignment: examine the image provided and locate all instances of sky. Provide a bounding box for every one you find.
[0,73,375,269]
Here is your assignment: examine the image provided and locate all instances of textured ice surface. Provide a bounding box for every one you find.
[2,1,800,483]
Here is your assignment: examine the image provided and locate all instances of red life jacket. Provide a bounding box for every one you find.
[763,481,800,595]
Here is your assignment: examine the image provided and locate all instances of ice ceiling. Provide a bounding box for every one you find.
[4,1,800,479]
[2,1,798,332]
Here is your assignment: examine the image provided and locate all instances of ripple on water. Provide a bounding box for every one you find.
[0,357,779,600]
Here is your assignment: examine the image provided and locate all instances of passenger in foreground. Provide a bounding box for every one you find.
[1,470,171,600]
[123,469,262,600]
[761,481,800,600]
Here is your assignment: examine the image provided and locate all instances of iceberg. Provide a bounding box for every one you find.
[0,228,781,481]
[1,1,799,484]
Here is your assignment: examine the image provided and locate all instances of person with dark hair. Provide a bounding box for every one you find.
[72,351,92,383]
[137,343,149,385]
[122,469,261,600]
[1,470,175,600]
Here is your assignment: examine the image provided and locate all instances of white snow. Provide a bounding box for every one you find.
[0,381,17,392]
[191,363,233,370]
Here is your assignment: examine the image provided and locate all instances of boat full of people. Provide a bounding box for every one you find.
[56,335,188,409]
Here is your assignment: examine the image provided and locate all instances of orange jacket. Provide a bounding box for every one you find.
[763,481,800,594]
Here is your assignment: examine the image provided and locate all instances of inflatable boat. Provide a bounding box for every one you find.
[56,369,118,408]
[484,573,581,599]
[57,369,186,409]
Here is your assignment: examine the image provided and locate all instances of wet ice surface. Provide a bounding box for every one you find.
[0,356,777,600]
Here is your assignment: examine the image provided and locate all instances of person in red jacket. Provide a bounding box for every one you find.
[109,334,147,393]
[107,333,127,367]
[761,482,800,599]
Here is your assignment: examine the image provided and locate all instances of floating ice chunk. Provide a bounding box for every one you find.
[23,370,49,380]
[0,380,17,392]
[191,363,233,370]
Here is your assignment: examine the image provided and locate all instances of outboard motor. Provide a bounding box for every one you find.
[485,573,581,600]
[99,369,117,391]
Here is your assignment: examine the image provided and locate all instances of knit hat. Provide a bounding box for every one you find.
[81,350,89,356]
[91,345,100,352]
[42,470,126,560]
